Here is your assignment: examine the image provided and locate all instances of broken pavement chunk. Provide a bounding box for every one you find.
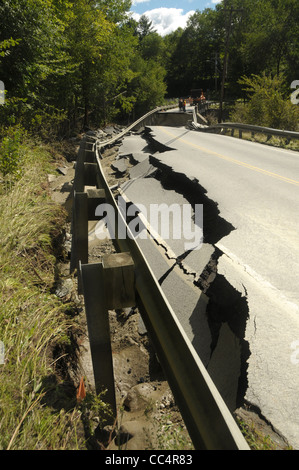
[111,159,128,174]
[57,166,68,176]
[129,158,157,180]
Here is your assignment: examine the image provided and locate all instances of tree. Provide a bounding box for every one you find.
[137,15,156,40]
[128,55,167,118]
[0,0,167,135]
[63,0,115,128]
[0,0,77,133]
[0,0,136,132]
[92,22,139,124]
[122,14,167,118]
[164,9,221,98]
[164,0,298,105]
[230,73,299,130]
[96,0,132,23]
[223,0,299,84]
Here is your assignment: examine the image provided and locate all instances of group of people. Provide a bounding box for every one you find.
[178,98,187,112]
[179,91,206,111]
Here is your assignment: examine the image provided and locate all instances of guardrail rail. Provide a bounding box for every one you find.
[70,108,250,450]
[205,121,299,142]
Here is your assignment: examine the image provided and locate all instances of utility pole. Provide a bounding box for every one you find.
[214,52,218,93]
[218,3,243,123]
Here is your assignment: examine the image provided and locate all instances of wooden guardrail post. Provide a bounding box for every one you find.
[84,162,98,186]
[71,137,106,287]
[86,188,106,220]
[71,188,106,291]
[102,253,135,309]
[73,142,86,192]
[80,253,135,421]
[71,188,106,257]
[70,191,88,276]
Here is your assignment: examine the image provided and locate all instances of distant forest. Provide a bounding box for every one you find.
[0,0,298,136]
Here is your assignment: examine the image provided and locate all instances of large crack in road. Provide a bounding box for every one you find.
[117,128,252,414]
[101,124,295,448]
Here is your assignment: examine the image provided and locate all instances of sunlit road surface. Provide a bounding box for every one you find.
[148,126,299,304]
[121,126,299,448]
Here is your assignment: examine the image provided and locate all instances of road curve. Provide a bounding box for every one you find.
[147,126,299,303]
[147,126,299,448]
[120,126,299,448]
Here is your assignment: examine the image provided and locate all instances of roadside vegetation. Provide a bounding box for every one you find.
[0,131,112,449]
[0,0,298,137]
[236,416,293,451]
[230,74,299,131]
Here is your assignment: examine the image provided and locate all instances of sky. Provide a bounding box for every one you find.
[130,0,222,36]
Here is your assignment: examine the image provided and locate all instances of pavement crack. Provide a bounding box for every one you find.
[148,155,235,245]
[201,248,251,409]
[119,129,251,412]
[158,248,195,285]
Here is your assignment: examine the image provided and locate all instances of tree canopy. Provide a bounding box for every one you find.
[0,0,298,136]
[165,0,298,101]
[0,0,167,135]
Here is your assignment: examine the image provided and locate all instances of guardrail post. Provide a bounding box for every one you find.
[71,141,105,287]
[70,189,107,289]
[73,143,86,192]
[86,188,106,220]
[80,253,135,421]
[70,191,88,279]
[103,252,135,309]
[80,262,117,421]
[84,162,98,187]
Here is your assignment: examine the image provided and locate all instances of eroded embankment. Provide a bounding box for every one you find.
[141,128,250,411]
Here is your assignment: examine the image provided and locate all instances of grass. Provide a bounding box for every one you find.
[223,129,299,151]
[154,413,194,450]
[236,418,293,451]
[237,419,276,450]
[0,136,110,449]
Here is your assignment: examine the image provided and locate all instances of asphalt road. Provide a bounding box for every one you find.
[147,126,299,300]
[119,126,299,448]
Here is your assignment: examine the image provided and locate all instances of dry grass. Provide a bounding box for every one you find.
[0,139,110,449]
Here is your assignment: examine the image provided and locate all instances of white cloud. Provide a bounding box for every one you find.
[131,0,150,5]
[131,8,195,36]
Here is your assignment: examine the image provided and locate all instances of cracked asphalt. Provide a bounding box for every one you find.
[115,125,299,449]
[118,133,247,413]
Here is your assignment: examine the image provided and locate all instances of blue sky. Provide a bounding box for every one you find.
[130,0,222,36]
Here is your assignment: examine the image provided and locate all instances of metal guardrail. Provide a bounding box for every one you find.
[205,122,299,141]
[70,112,251,449]
[86,104,178,147]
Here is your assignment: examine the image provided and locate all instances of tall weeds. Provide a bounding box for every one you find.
[0,139,86,449]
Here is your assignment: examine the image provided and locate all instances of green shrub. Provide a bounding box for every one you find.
[230,73,299,131]
[0,126,24,181]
